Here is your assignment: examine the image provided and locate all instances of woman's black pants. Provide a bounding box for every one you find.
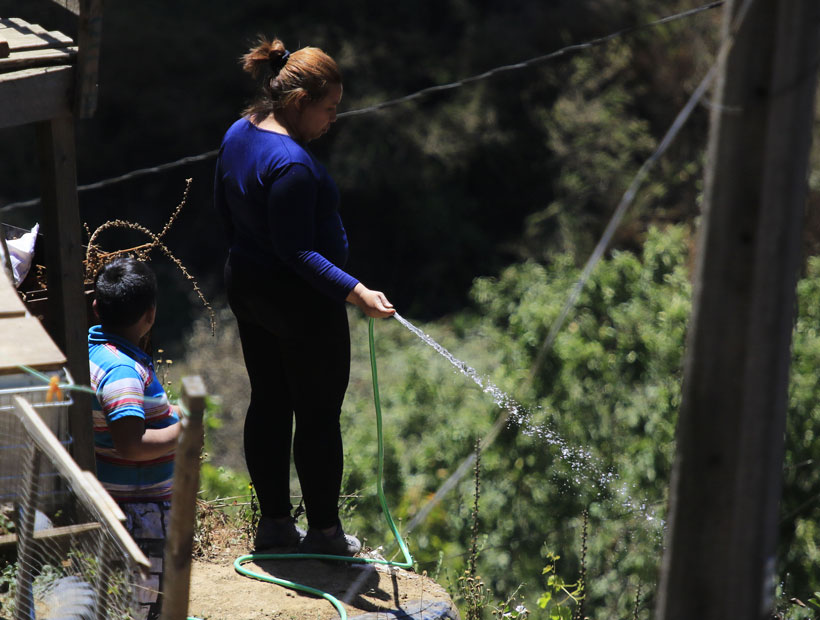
[225,256,350,530]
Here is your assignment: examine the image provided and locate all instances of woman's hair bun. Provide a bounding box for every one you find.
[241,36,287,78]
[269,48,290,73]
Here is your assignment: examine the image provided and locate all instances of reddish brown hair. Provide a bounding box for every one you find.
[241,36,342,123]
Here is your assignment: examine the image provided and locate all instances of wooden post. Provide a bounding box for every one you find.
[76,0,103,118]
[36,116,96,474]
[655,1,820,619]
[93,533,111,620]
[160,376,206,620]
[13,442,41,620]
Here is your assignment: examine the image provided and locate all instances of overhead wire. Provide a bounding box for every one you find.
[527,0,755,385]
[525,64,720,385]
[0,0,723,214]
[336,1,724,119]
[0,150,220,213]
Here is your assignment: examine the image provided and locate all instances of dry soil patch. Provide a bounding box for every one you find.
[188,541,457,620]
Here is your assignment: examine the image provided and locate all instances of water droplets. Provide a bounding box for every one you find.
[392,313,613,490]
[389,312,666,540]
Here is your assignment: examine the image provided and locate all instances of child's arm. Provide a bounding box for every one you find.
[109,416,181,461]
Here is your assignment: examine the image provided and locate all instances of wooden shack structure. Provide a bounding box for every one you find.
[0,0,103,471]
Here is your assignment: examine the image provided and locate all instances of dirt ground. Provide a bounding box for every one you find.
[187,540,459,620]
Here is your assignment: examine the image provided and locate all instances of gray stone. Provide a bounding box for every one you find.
[347,599,460,620]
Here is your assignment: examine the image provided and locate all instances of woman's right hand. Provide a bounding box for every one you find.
[346,282,396,318]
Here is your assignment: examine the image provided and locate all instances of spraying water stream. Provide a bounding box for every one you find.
[390,312,662,534]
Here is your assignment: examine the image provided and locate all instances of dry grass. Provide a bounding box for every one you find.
[193,498,255,561]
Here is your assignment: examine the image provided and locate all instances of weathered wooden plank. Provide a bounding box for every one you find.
[0,66,73,129]
[0,21,71,36]
[0,266,27,318]
[0,522,102,550]
[0,46,77,72]
[49,0,82,16]
[83,470,127,523]
[0,30,73,52]
[5,18,46,34]
[0,316,66,374]
[1,18,22,28]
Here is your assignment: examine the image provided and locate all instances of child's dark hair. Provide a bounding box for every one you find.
[94,257,157,329]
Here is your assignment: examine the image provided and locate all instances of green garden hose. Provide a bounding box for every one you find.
[233,317,414,620]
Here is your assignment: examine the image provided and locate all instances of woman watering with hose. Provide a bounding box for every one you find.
[214,36,394,557]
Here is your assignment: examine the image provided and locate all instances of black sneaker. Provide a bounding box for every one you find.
[254,516,306,551]
[298,523,361,557]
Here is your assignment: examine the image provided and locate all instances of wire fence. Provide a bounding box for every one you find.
[0,376,147,620]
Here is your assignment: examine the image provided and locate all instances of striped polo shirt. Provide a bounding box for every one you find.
[88,325,178,502]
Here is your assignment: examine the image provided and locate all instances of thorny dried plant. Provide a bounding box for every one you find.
[83,178,215,333]
[245,483,261,544]
[459,438,490,620]
[460,573,492,620]
[454,438,530,620]
[573,509,588,620]
[468,438,481,578]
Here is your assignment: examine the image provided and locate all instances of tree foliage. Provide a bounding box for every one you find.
[339,223,820,617]
[340,225,691,617]
[0,0,718,327]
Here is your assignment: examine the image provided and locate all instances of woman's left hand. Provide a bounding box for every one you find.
[346,283,396,318]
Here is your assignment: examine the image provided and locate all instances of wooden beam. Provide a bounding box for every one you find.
[15,442,41,620]
[0,316,66,373]
[36,116,95,473]
[76,0,103,118]
[0,523,102,576]
[0,46,77,72]
[0,29,74,53]
[4,18,43,31]
[0,522,102,551]
[82,470,126,523]
[0,268,26,318]
[0,66,73,129]
[655,0,820,618]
